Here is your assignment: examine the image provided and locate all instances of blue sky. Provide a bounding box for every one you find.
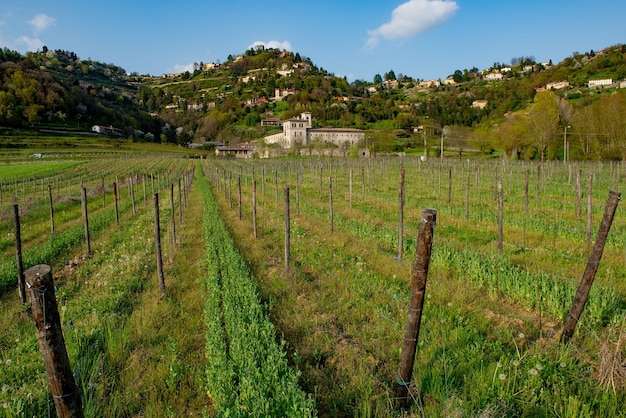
[0,0,623,82]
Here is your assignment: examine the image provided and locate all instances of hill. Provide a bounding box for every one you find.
[1,43,625,158]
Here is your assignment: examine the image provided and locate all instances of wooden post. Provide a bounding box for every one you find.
[130,177,136,216]
[253,180,258,238]
[238,175,242,220]
[561,190,621,344]
[349,168,353,209]
[296,172,300,216]
[447,167,452,205]
[25,265,84,417]
[154,193,165,292]
[48,184,55,232]
[113,182,119,226]
[101,175,105,208]
[395,208,437,407]
[586,174,593,251]
[13,204,26,304]
[329,177,334,233]
[497,179,503,252]
[170,183,177,247]
[398,166,405,261]
[465,167,470,220]
[284,187,290,270]
[576,168,582,217]
[178,178,182,224]
[81,188,91,257]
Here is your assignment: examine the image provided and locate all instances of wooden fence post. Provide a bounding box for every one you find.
[497,179,503,252]
[81,188,91,257]
[398,166,405,261]
[170,183,177,247]
[113,182,119,226]
[26,264,84,417]
[48,184,55,232]
[395,208,437,407]
[329,177,334,233]
[284,187,290,271]
[253,180,258,238]
[586,173,593,251]
[13,204,26,304]
[561,190,621,344]
[154,193,165,292]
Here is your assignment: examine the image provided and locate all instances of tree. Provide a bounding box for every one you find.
[527,90,560,162]
[384,70,396,81]
[373,74,383,84]
[496,111,531,159]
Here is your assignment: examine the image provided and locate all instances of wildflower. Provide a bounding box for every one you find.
[4,359,11,366]
[62,305,67,312]
[560,362,567,368]
[529,368,538,376]
[536,363,543,371]
[518,332,525,339]
[1,384,8,392]
[513,360,520,367]
[496,362,502,368]
[447,302,452,307]
[499,374,506,381]
[2,402,8,409]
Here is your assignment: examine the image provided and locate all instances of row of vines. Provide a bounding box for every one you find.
[202,156,626,416]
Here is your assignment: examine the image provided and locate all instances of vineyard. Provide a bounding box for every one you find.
[1,153,626,416]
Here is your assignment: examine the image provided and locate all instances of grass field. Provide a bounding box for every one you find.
[1,151,625,416]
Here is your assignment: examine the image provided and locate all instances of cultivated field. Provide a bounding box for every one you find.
[1,154,626,417]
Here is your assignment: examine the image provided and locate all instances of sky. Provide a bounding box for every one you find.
[0,0,623,82]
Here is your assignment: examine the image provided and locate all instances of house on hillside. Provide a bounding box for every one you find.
[264,112,364,151]
[588,78,613,88]
[215,143,256,158]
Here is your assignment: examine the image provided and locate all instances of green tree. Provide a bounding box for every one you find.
[527,90,559,162]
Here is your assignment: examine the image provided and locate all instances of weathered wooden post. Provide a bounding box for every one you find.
[130,176,136,216]
[113,182,119,226]
[178,178,182,224]
[48,184,55,232]
[101,175,105,208]
[238,175,242,220]
[284,187,290,271]
[586,173,593,251]
[13,204,26,304]
[329,177,334,233]
[497,179,503,252]
[81,188,91,257]
[561,190,621,344]
[349,168,353,209]
[447,167,452,205]
[26,264,84,417]
[395,208,437,407]
[398,166,405,261]
[253,180,258,238]
[170,183,177,247]
[154,193,165,292]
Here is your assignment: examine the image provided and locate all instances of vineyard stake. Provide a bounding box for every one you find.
[329,177,334,234]
[13,204,26,304]
[154,193,165,292]
[349,168,353,209]
[81,187,91,257]
[398,166,405,261]
[130,177,136,216]
[238,175,242,220]
[447,167,452,205]
[101,175,105,208]
[178,178,182,224]
[586,173,593,251]
[576,168,582,217]
[26,264,84,417]
[48,184,55,232]
[395,208,437,407]
[113,182,119,225]
[560,190,621,344]
[284,187,290,271]
[253,180,258,238]
[497,179,503,252]
[465,167,470,221]
[170,183,177,247]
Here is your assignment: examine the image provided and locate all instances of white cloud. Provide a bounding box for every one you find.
[366,0,458,49]
[173,63,194,73]
[248,40,293,51]
[28,13,56,34]
[16,35,43,52]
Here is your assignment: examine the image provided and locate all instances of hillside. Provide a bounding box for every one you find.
[1,43,625,158]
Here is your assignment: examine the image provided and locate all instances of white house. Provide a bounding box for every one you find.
[264,112,364,149]
[588,78,613,88]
